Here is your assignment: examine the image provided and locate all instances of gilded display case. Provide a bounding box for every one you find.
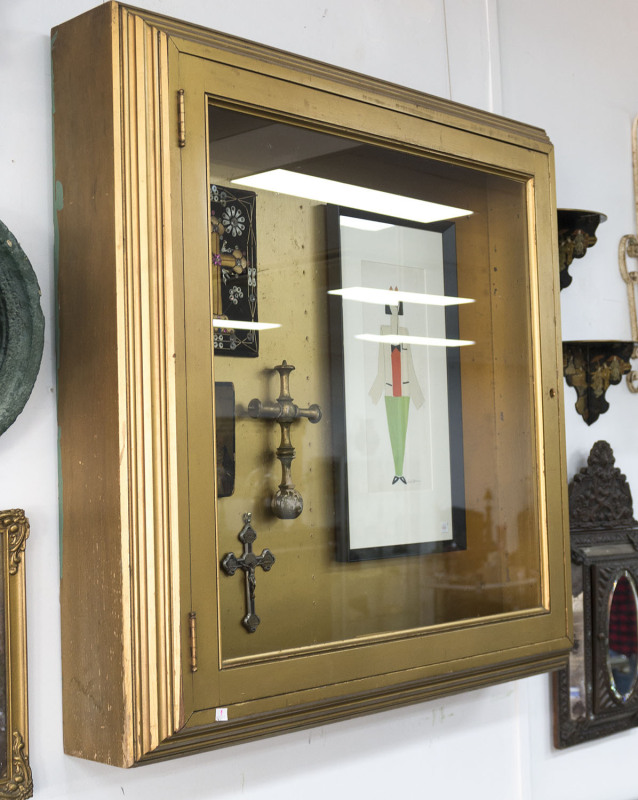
[52,2,572,767]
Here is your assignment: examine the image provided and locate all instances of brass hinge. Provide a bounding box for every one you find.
[177,89,185,148]
[188,611,198,672]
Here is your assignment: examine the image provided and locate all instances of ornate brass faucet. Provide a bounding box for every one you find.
[248,361,322,519]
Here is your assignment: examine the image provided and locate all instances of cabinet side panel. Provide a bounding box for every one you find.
[53,4,131,767]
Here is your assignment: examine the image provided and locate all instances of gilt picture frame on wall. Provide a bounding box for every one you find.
[327,206,467,561]
[0,510,31,799]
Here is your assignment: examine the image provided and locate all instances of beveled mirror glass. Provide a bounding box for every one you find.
[206,103,542,662]
[607,571,638,701]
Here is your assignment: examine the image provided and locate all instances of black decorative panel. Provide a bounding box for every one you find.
[209,184,259,357]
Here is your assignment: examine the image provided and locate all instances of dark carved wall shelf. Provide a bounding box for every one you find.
[558,209,607,290]
[563,340,633,425]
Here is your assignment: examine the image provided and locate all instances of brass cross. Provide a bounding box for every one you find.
[248,361,322,519]
[221,513,275,633]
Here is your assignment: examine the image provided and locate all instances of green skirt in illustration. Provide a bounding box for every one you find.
[384,396,410,484]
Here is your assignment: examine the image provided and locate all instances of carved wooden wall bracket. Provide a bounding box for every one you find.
[563,341,632,424]
[558,209,606,290]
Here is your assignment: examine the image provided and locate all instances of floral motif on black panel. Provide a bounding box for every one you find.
[210,184,258,357]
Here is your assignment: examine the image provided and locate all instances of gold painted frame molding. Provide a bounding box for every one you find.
[0,511,31,799]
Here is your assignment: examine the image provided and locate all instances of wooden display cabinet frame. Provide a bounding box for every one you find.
[53,2,572,767]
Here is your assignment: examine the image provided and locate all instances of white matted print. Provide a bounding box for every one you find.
[329,208,466,560]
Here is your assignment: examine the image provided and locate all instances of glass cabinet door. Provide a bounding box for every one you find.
[177,49,564,722]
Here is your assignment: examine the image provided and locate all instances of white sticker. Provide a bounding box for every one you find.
[440,522,449,534]
[215,708,228,721]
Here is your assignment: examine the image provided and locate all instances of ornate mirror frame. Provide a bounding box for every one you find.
[554,441,638,748]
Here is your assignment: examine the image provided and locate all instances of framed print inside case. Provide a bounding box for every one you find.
[327,206,467,561]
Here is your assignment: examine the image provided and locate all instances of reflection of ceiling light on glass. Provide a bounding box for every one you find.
[232,170,473,224]
[212,319,281,331]
[329,287,474,307]
[340,216,393,232]
[356,333,474,347]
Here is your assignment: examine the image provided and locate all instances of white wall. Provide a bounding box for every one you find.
[2,0,638,797]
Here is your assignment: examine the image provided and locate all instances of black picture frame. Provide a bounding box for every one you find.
[326,205,466,562]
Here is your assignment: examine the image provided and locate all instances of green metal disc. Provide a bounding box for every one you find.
[0,221,44,436]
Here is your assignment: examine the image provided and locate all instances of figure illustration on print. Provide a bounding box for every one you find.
[368,290,424,485]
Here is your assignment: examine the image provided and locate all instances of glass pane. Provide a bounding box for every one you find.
[569,564,586,720]
[208,104,542,662]
[608,571,638,701]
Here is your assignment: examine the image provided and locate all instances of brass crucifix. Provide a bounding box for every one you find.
[248,361,322,519]
[221,513,275,633]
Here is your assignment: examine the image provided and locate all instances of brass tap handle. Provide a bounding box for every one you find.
[248,361,322,519]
